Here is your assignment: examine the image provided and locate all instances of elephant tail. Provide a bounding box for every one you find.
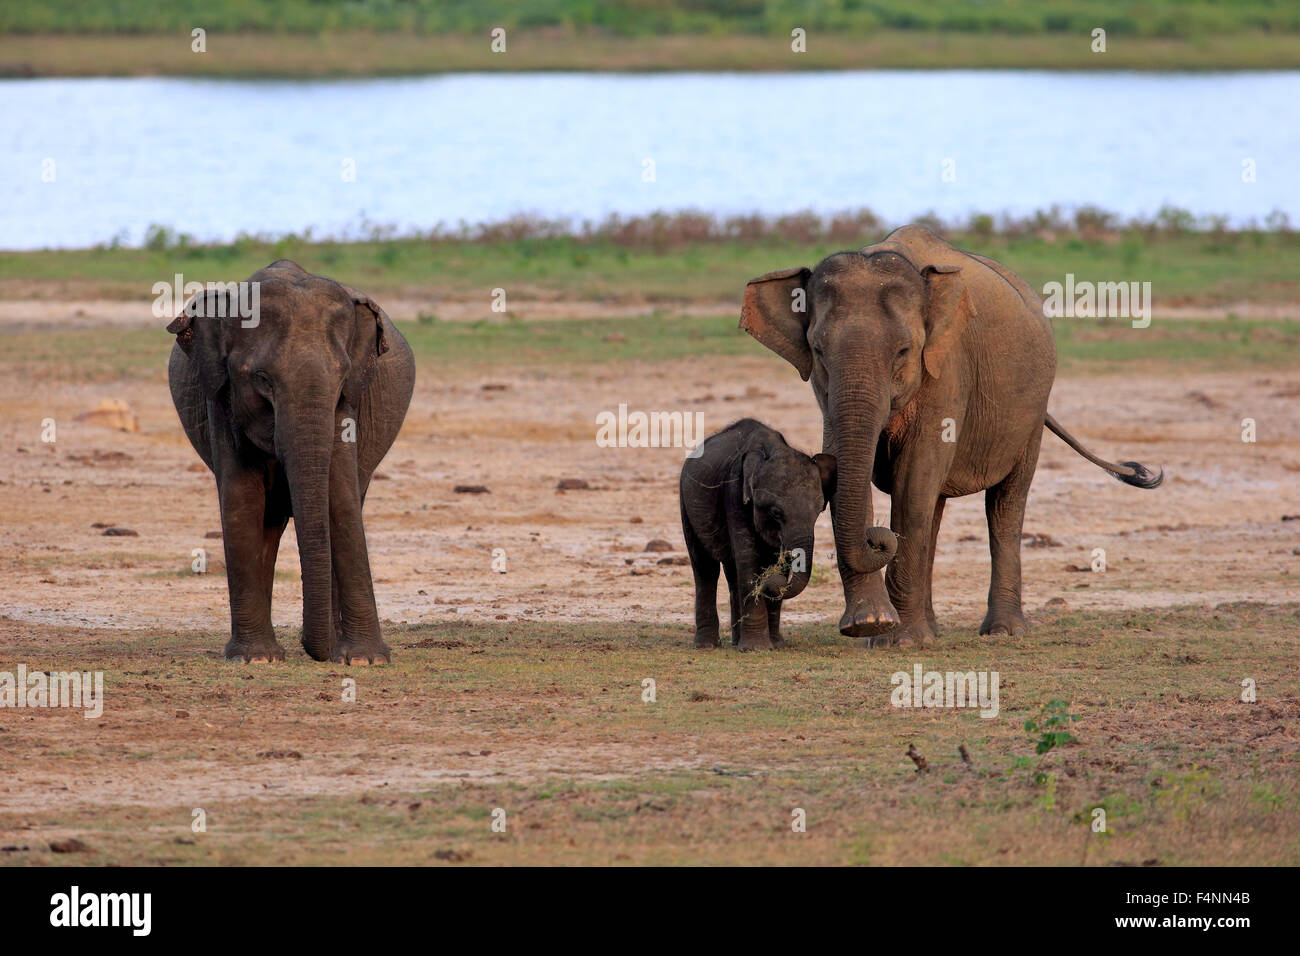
[1044,413,1164,489]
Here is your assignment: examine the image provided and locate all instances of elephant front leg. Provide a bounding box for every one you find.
[328,453,390,665]
[727,527,773,651]
[882,510,939,649]
[765,599,784,647]
[880,477,950,649]
[217,468,286,662]
[736,594,772,652]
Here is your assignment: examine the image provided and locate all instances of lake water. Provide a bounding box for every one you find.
[2,71,1297,249]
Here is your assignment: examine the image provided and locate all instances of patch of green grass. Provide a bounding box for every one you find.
[4,231,1297,307]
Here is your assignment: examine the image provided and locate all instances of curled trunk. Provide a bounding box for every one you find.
[828,382,893,576]
[826,373,900,636]
[771,534,816,601]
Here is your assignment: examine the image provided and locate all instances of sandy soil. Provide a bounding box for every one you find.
[2,354,1297,639]
[0,328,1297,849]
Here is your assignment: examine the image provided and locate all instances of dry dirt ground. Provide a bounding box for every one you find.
[0,314,1297,865]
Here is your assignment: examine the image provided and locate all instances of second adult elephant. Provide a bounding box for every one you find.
[168,260,415,663]
[740,225,1162,647]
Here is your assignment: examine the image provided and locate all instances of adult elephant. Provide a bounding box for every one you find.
[740,225,1162,647]
[167,260,415,664]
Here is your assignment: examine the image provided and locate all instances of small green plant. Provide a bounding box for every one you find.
[1024,698,1079,754]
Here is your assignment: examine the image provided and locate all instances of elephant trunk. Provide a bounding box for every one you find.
[772,533,816,602]
[278,401,338,662]
[827,373,900,636]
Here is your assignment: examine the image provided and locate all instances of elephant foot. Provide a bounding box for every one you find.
[693,627,721,648]
[879,620,937,649]
[980,607,1028,637]
[334,639,393,666]
[839,571,900,638]
[225,638,285,663]
[839,600,900,639]
[769,631,785,648]
[737,631,774,652]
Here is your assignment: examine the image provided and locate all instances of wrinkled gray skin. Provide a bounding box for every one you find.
[167,260,415,664]
[741,225,1162,648]
[680,419,896,651]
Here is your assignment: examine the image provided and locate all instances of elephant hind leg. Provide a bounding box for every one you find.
[925,497,946,636]
[980,433,1041,637]
[721,560,741,646]
[683,516,721,647]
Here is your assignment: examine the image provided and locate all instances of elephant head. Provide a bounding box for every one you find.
[166,259,390,661]
[738,429,839,602]
[740,243,967,634]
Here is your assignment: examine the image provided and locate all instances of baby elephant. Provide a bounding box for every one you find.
[680,419,841,651]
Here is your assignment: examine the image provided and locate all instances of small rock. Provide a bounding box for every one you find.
[49,838,89,854]
[481,383,509,391]
[556,478,590,490]
[74,399,139,432]
[1045,597,1067,606]
[629,516,644,524]
[103,527,138,537]
[658,556,689,566]
[454,485,490,494]
[644,539,673,553]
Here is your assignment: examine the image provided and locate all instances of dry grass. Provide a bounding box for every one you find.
[2,604,1296,865]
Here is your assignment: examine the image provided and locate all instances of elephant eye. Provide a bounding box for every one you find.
[769,506,785,522]
[252,370,273,389]
[897,346,910,359]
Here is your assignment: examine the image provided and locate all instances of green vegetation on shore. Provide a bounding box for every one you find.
[4,29,1297,76]
[7,1,1297,39]
[3,210,1296,310]
[5,2,1298,74]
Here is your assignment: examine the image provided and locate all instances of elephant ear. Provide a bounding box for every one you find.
[921,263,976,380]
[812,453,836,505]
[338,286,391,407]
[167,287,233,392]
[739,432,774,506]
[740,266,813,381]
[344,285,390,358]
